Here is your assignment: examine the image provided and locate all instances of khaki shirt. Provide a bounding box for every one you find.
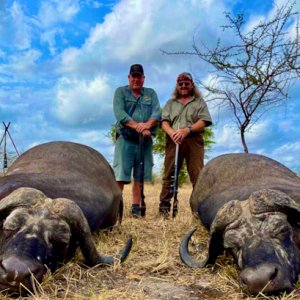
[161,96,212,130]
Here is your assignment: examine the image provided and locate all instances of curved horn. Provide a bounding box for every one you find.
[179,228,208,268]
[180,200,243,268]
[179,227,223,268]
[53,198,132,266]
[0,187,46,216]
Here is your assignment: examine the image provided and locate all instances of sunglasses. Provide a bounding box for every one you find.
[178,82,191,87]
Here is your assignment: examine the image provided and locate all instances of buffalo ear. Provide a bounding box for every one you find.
[207,200,243,262]
[52,198,132,266]
[52,198,101,266]
[0,187,45,218]
[249,189,300,224]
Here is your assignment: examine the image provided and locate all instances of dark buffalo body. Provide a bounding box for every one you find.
[181,153,300,295]
[191,153,300,229]
[0,141,121,230]
[0,141,131,294]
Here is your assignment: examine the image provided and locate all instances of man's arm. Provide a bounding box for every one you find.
[135,119,158,133]
[161,120,174,137]
[135,89,161,133]
[113,87,133,124]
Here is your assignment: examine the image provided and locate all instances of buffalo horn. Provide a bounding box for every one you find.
[179,228,209,268]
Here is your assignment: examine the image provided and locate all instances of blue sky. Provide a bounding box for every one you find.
[0,0,300,173]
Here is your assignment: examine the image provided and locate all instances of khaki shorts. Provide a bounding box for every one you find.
[113,137,153,183]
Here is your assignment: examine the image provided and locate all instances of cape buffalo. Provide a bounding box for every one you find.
[0,141,132,294]
[180,153,300,295]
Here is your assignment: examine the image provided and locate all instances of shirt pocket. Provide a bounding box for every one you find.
[140,100,152,121]
[125,97,138,115]
[189,104,201,123]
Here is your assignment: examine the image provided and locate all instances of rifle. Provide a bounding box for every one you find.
[171,142,179,218]
[139,133,146,217]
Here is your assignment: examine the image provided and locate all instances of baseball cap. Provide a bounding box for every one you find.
[177,72,193,82]
[129,64,144,75]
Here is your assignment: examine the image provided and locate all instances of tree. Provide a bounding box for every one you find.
[163,1,300,152]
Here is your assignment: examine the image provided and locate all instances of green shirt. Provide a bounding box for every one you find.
[113,86,161,126]
[161,96,212,130]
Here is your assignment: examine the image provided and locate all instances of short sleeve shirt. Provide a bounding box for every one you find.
[161,96,212,129]
[113,86,161,125]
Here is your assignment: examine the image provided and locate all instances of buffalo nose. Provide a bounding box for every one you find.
[240,263,290,294]
[0,256,41,285]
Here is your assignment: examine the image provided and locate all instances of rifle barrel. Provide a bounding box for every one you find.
[172,142,180,218]
[139,134,146,217]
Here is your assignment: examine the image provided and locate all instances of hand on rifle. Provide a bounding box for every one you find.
[135,122,150,133]
[142,129,151,137]
[171,128,189,144]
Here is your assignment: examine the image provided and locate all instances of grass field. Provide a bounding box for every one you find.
[1,182,300,300]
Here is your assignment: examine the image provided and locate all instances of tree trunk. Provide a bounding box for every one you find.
[241,128,248,153]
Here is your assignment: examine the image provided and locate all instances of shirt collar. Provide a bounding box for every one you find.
[175,96,195,104]
[126,85,144,97]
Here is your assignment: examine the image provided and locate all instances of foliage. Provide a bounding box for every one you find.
[153,126,214,157]
[163,0,300,152]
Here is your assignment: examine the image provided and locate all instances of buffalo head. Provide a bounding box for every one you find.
[0,187,132,294]
[180,189,300,294]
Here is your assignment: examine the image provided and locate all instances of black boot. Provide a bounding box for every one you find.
[131,204,141,218]
[159,201,171,216]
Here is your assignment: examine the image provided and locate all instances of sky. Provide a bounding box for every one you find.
[0,0,300,173]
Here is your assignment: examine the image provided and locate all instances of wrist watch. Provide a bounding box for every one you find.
[188,126,193,133]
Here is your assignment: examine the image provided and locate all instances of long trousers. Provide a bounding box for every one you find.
[159,135,204,203]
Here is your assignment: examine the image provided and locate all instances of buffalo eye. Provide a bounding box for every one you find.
[46,223,71,248]
[3,212,27,234]
[223,229,243,250]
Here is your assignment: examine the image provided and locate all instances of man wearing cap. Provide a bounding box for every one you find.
[113,64,161,217]
[158,72,212,215]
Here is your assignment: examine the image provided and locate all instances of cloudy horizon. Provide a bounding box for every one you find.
[1,0,300,173]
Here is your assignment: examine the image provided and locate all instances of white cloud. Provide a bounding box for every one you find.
[77,130,106,144]
[2,0,299,172]
[75,129,115,162]
[213,123,241,149]
[58,0,227,78]
[271,142,300,171]
[272,142,300,156]
[40,28,64,55]
[0,2,33,50]
[54,75,114,126]
[247,120,271,142]
[90,1,104,9]
[35,0,81,54]
[0,49,42,80]
[38,0,80,28]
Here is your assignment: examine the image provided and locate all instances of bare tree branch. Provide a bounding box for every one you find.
[163,0,300,152]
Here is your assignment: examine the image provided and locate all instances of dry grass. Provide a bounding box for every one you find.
[1,183,300,300]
